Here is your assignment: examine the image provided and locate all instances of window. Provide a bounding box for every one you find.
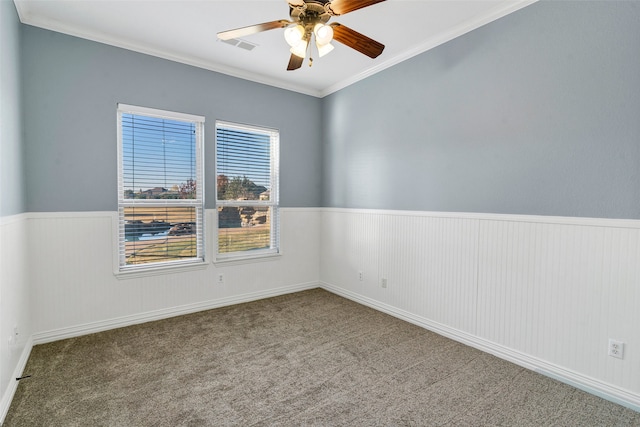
[117,104,204,271]
[215,121,279,260]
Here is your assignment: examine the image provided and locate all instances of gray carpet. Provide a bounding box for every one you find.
[4,289,639,426]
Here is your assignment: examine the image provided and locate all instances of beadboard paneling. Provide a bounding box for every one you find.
[320,208,640,410]
[321,211,479,334]
[377,213,479,333]
[0,215,32,422]
[27,208,321,342]
[477,220,640,394]
[320,210,381,293]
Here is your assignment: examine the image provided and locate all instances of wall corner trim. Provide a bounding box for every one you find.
[0,337,34,425]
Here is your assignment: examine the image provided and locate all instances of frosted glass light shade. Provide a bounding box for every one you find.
[316,42,334,57]
[290,38,308,58]
[313,23,334,45]
[284,25,305,47]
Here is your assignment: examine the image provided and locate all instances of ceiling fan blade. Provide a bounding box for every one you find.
[330,23,385,58]
[326,0,386,16]
[217,20,292,41]
[287,0,305,6]
[287,54,304,71]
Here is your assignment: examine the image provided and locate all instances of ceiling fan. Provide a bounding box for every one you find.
[217,0,386,71]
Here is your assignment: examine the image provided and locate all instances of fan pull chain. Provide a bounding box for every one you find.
[309,57,313,67]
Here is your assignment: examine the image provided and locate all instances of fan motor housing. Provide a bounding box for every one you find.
[290,1,332,27]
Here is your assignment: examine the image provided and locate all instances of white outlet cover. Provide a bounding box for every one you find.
[608,339,624,359]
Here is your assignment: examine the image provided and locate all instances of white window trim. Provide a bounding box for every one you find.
[116,104,206,275]
[214,120,280,263]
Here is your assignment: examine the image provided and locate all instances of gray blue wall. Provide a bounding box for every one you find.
[322,1,640,219]
[0,0,25,217]
[21,26,323,212]
[13,1,640,219]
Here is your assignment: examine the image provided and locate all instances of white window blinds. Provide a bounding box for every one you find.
[117,104,204,269]
[215,121,279,258]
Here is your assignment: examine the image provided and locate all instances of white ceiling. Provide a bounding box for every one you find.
[14,0,536,97]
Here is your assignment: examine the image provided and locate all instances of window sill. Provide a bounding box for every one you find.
[115,260,208,280]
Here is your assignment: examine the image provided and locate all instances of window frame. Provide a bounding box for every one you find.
[116,103,206,275]
[214,120,280,263]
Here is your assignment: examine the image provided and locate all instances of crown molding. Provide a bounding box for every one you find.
[320,0,538,97]
[14,3,323,97]
[14,0,537,99]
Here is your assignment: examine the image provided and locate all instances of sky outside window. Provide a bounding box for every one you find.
[122,114,196,196]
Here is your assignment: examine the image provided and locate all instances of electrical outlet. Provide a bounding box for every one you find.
[358,271,363,282]
[217,273,224,284]
[608,339,624,359]
[381,278,387,288]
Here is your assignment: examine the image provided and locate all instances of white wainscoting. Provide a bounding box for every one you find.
[4,207,640,419]
[27,208,321,343]
[319,208,640,411]
[0,214,32,423]
[3,208,320,422]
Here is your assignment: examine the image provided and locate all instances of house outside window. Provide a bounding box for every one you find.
[117,104,205,271]
[215,121,279,261]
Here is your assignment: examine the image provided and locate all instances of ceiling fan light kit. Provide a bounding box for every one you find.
[314,23,333,45]
[316,41,334,58]
[290,36,309,58]
[284,25,305,47]
[217,0,387,71]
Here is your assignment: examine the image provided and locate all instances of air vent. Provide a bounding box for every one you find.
[220,38,257,51]
[236,41,256,51]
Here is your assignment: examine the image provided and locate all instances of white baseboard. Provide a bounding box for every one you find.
[320,282,640,413]
[1,337,33,425]
[3,282,319,423]
[33,281,320,345]
[8,280,638,421]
